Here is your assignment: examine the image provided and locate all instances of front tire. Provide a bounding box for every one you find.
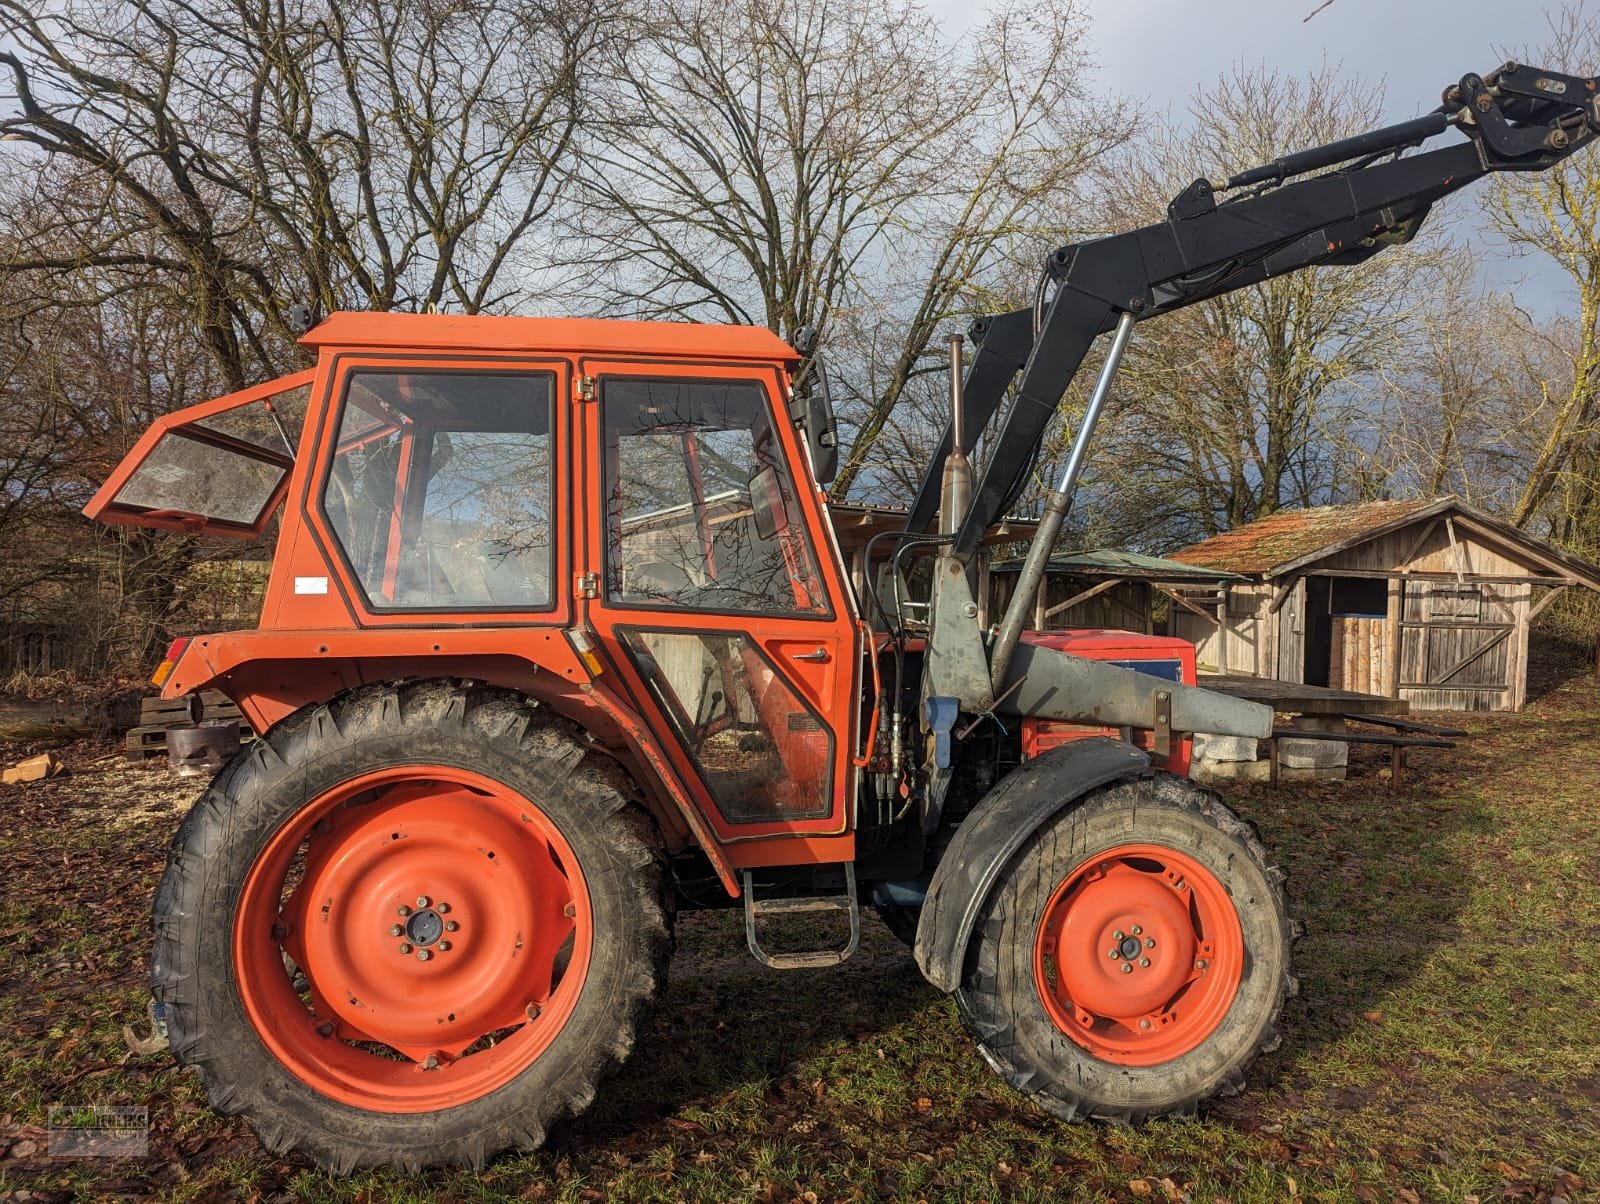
[956,773,1295,1122]
[151,680,672,1171]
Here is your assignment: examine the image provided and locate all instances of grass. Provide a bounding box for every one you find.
[0,650,1597,1201]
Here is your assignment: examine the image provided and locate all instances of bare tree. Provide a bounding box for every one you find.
[0,0,602,386]
[1484,5,1600,531]
[1083,64,1446,548]
[564,0,1128,497]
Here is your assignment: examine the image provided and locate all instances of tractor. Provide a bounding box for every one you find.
[88,63,1599,1171]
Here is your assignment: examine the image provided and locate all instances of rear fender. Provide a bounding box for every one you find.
[913,736,1150,992]
[160,630,740,894]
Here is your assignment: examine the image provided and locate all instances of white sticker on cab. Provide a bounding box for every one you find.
[294,576,329,595]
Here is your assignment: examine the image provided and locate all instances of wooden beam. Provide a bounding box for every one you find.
[1444,516,1466,584]
[1154,584,1222,626]
[1385,578,1402,698]
[1527,583,1569,623]
[1269,577,1296,613]
[1395,517,1441,570]
[1300,568,1579,586]
[1043,577,1118,620]
[1451,514,1600,593]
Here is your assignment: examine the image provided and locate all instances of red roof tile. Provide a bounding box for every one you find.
[1171,497,1443,575]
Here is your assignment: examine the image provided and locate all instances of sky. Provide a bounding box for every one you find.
[1070,0,1575,124]
[927,0,1592,307]
[919,0,1582,120]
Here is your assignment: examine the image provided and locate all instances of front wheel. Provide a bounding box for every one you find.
[957,773,1296,1122]
[151,681,672,1171]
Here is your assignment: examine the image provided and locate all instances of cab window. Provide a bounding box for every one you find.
[322,370,554,610]
[603,378,827,616]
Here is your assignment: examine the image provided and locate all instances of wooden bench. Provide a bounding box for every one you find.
[1266,726,1455,790]
[124,690,254,760]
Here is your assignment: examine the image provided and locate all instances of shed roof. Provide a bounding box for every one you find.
[991,548,1243,582]
[1171,496,1600,589]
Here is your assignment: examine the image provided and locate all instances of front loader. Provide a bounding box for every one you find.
[86,63,1599,1170]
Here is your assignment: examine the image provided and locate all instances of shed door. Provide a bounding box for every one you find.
[1399,582,1512,708]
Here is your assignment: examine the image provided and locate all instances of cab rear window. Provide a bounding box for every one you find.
[85,375,313,538]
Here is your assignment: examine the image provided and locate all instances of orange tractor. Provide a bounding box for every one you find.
[89,64,1598,1170]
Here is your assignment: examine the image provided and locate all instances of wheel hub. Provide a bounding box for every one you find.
[403,906,445,948]
[1034,842,1244,1066]
[234,765,593,1112]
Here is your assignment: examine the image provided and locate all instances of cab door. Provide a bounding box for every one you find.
[579,362,858,842]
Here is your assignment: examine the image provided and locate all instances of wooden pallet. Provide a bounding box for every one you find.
[125,690,254,760]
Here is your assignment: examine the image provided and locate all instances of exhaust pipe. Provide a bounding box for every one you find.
[938,334,972,535]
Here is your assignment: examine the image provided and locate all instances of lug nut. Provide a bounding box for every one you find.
[417,895,431,908]
[1112,929,1124,941]
[1108,948,1120,959]
[1195,958,1208,970]
[437,902,450,914]
[417,949,433,962]
[389,924,403,937]
[398,905,412,918]
[317,1022,333,1037]
[526,1002,542,1020]
[1145,937,1156,949]
[1139,957,1151,968]
[1139,1019,1151,1030]
[445,920,459,932]
[1121,963,1133,974]
[271,922,287,938]
[1131,925,1142,936]
[398,942,413,954]
[437,941,452,952]
[563,902,577,919]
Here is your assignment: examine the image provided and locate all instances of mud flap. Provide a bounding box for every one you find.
[912,736,1150,993]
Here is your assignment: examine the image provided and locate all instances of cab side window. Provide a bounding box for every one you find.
[322,370,555,610]
[603,378,827,616]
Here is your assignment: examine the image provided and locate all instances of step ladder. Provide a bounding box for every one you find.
[742,864,860,970]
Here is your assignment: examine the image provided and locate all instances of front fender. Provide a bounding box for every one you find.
[913,737,1150,993]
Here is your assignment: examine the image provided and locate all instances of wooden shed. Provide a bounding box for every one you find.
[1168,496,1600,712]
[989,549,1244,634]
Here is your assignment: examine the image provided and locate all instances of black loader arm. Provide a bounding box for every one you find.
[905,63,1600,552]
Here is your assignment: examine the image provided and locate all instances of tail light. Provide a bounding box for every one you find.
[151,637,192,689]
[564,629,606,677]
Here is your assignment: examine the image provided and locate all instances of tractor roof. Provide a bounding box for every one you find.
[300,312,801,365]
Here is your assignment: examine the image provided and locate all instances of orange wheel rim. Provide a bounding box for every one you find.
[1033,843,1243,1066]
[233,766,592,1112]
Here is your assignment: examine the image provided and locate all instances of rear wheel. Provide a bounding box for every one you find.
[956,773,1295,1121]
[151,681,671,1171]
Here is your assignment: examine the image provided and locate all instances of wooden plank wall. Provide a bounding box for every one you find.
[1172,516,1565,709]
[1329,616,1386,694]
[1279,518,1538,711]
[1170,582,1267,675]
[988,575,1155,633]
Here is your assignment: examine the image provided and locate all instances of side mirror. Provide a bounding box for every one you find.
[748,465,789,541]
[792,355,839,485]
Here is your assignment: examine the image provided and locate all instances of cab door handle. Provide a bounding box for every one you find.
[791,647,831,663]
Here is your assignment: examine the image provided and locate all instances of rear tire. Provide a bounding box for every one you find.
[151,680,671,1171]
[956,773,1295,1122]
